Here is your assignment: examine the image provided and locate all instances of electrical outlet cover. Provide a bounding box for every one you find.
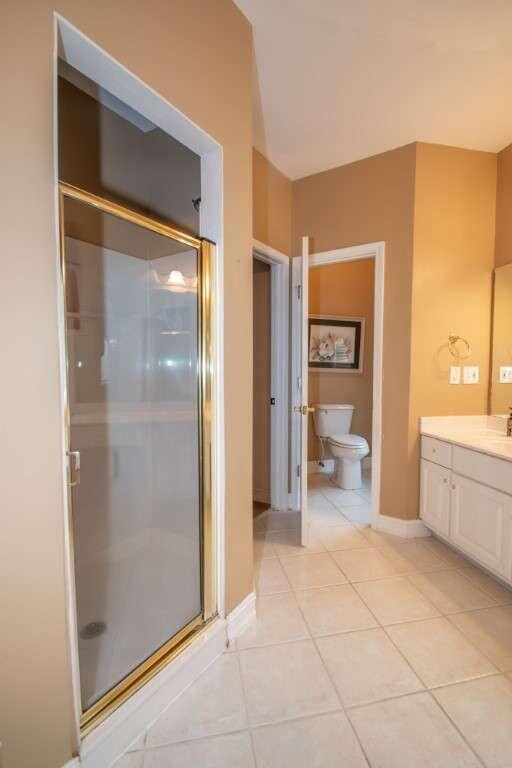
[463,366,479,384]
[499,366,512,383]
[449,366,461,384]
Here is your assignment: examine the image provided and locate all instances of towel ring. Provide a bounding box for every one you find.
[448,334,471,360]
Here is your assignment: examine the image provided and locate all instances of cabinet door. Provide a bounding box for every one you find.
[451,473,512,577]
[420,459,451,537]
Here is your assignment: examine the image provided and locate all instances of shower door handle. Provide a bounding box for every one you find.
[67,450,81,487]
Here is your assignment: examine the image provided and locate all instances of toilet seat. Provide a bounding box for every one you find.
[329,434,368,450]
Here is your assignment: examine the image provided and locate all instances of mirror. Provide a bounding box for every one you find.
[490,263,512,415]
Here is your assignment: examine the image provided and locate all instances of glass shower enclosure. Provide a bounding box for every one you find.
[59,183,214,732]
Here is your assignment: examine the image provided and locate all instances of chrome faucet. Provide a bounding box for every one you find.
[507,407,512,437]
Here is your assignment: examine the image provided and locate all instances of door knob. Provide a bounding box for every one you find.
[293,405,315,415]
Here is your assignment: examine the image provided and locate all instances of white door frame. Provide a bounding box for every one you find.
[252,239,290,512]
[297,241,385,529]
[54,16,226,760]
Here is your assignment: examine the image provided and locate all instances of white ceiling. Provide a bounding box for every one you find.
[235,0,512,179]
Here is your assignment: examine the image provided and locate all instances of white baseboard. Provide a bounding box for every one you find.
[375,513,431,539]
[80,619,227,768]
[227,591,256,644]
[62,759,80,768]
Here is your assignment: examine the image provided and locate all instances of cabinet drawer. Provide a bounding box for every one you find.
[452,446,512,496]
[421,436,452,468]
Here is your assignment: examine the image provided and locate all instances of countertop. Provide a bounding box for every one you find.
[420,415,512,463]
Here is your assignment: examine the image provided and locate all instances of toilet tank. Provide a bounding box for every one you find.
[313,404,354,438]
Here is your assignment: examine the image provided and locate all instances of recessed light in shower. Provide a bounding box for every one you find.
[167,269,186,289]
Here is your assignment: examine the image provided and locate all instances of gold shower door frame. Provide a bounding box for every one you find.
[58,182,216,736]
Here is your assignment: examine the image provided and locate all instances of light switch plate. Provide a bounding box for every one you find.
[449,366,461,384]
[499,366,512,383]
[463,366,479,384]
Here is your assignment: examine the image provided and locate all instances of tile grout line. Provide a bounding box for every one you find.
[332,575,490,767]
[232,646,259,767]
[454,565,512,605]
[343,688,487,768]
[141,725,253,754]
[250,587,512,657]
[291,587,372,768]
[256,533,504,614]
[251,493,510,765]
[423,690,486,767]
[443,609,512,673]
[121,494,507,765]
[401,562,503,611]
[240,626,344,739]
[451,569,512,607]
[348,558,499,766]
[349,561,501,696]
[340,572,434,696]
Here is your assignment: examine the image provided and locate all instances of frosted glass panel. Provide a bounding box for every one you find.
[63,198,202,709]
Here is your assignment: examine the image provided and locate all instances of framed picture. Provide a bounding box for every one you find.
[308,315,365,372]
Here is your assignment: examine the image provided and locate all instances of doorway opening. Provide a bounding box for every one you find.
[252,240,290,514]
[252,257,272,516]
[308,256,375,526]
[291,241,385,539]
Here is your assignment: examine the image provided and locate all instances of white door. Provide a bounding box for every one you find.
[419,459,451,537]
[451,473,512,576]
[291,237,310,545]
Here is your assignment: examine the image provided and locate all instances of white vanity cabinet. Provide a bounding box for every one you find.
[420,435,512,584]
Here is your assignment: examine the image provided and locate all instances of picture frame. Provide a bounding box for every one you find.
[308,314,365,373]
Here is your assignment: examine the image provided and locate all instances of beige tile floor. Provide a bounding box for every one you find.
[115,473,512,768]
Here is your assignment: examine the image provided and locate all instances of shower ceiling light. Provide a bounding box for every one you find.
[152,269,197,293]
[167,269,186,288]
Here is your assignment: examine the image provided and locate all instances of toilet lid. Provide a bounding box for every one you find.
[329,434,368,449]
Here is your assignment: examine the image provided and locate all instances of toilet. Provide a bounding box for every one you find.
[313,404,369,490]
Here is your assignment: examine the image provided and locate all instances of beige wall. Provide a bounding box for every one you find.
[293,145,417,518]
[409,143,497,514]
[1,3,252,767]
[293,142,498,520]
[253,148,293,254]
[495,143,512,268]
[253,260,271,501]
[308,259,375,459]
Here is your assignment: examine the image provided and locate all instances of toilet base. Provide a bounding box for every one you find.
[333,457,362,490]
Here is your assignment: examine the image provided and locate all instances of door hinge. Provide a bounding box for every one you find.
[66,450,81,487]
[297,284,302,300]
[296,464,301,478]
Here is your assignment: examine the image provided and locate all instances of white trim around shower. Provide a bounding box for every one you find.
[54,14,227,764]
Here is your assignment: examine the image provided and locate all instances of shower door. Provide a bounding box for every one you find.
[59,183,214,732]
